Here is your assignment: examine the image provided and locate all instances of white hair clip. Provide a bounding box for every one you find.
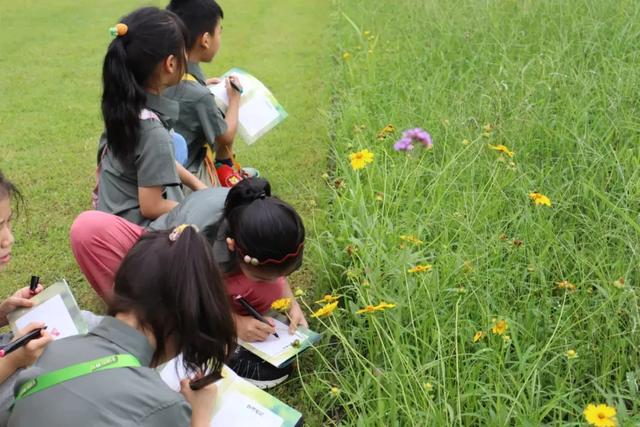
[243,255,259,266]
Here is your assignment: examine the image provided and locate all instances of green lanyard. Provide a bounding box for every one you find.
[14,354,141,404]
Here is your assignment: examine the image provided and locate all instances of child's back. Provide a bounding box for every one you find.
[166,0,243,187]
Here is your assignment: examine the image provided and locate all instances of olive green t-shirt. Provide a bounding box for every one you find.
[8,317,191,427]
[164,62,228,173]
[97,93,183,226]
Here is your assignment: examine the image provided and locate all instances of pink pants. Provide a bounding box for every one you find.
[70,211,144,300]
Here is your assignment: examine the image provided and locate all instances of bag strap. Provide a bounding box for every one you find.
[14,354,141,404]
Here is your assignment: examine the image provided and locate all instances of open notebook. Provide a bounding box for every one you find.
[7,280,88,339]
[238,316,321,368]
[159,356,303,427]
[209,68,288,145]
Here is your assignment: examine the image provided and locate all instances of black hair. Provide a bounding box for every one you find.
[102,7,188,162]
[221,178,305,277]
[0,170,23,215]
[167,0,224,49]
[108,227,236,375]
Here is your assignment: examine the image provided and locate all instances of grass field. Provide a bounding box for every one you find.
[299,0,640,425]
[2,0,640,425]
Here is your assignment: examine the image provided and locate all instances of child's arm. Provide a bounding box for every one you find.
[176,162,207,192]
[215,77,242,152]
[0,322,52,383]
[282,282,308,334]
[0,285,44,327]
[138,187,178,220]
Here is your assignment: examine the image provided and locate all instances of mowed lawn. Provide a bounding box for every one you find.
[0,0,329,307]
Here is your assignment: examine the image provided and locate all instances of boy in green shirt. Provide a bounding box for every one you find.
[166,0,251,187]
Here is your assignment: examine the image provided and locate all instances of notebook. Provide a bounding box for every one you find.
[238,316,321,368]
[159,355,303,427]
[208,68,288,145]
[7,280,87,339]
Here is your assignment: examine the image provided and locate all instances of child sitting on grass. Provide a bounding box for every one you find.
[200,178,307,388]
[96,7,206,226]
[165,0,255,188]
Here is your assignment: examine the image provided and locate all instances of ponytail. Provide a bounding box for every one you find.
[101,38,146,162]
[101,7,188,162]
[109,227,235,375]
[222,178,305,275]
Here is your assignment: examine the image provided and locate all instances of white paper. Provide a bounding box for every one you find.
[208,74,261,106]
[15,294,78,340]
[212,391,283,427]
[249,318,304,357]
[239,96,281,138]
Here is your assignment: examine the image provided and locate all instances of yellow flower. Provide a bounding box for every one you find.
[315,294,339,304]
[294,288,306,297]
[529,192,552,207]
[330,386,341,397]
[462,139,471,145]
[363,30,371,37]
[271,298,292,312]
[377,124,396,139]
[472,331,486,343]
[408,264,432,273]
[356,301,396,314]
[556,280,577,291]
[612,277,625,289]
[311,301,339,318]
[583,403,617,427]
[423,382,433,392]
[566,349,578,359]
[399,235,424,245]
[488,144,514,157]
[349,149,374,170]
[502,335,511,343]
[342,52,351,61]
[491,319,508,335]
[355,305,377,314]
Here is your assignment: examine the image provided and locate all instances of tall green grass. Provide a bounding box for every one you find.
[301,0,640,424]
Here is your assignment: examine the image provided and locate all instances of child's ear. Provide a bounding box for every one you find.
[164,54,178,75]
[226,237,235,251]
[200,32,211,50]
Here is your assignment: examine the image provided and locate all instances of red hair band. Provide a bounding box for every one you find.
[236,242,304,266]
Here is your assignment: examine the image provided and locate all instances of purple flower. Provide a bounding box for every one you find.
[393,127,433,152]
[393,137,414,152]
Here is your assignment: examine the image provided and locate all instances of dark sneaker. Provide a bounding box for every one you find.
[227,347,292,389]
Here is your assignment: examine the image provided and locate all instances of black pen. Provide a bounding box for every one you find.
[229,78,243,94]
[235,296,279,338]
[190,370,223,390]
[29,275,39,294]
[0,327,47,357]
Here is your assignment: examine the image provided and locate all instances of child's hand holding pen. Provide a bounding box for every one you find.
[0,281,44,327]
[3,322,52,369]
[225,75,243,102]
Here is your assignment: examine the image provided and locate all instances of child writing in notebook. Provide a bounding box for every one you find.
[200,178,307,388]
[0,171,52,422]
[0,171,52,379]
[96,7,207,226]
[165,0,254,187]
[9,226,236,427]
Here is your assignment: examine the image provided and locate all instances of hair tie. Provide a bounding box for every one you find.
[169,224,199,242]
[255,191,266,200]
[109,23,128,39]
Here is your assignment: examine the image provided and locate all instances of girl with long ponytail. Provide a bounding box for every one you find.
[96,7,206,227]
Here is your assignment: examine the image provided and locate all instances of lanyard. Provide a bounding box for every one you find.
[14,354,141,404]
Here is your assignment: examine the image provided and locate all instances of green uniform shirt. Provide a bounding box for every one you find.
[97,93,183,226]
[164,62,228,173]
[8,317,191,427]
